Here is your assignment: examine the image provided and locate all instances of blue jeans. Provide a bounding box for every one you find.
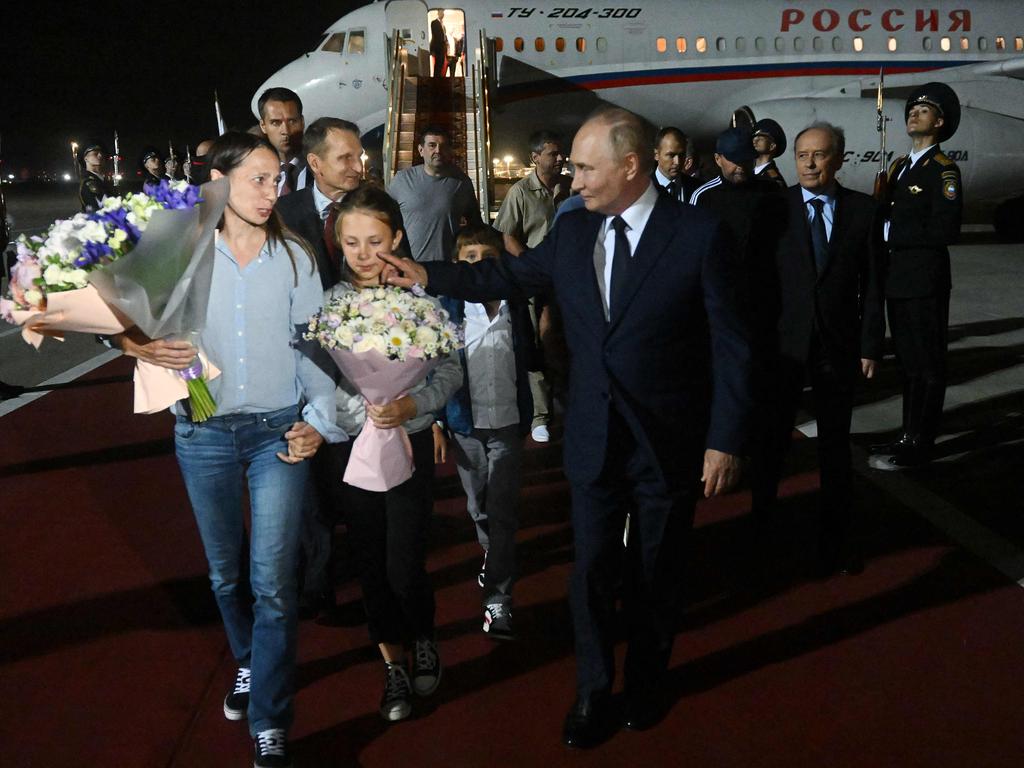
[174,405,307,736]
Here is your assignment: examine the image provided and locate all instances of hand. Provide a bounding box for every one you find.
[378,252,428,290]
[115,327,195,370]
[276,421,324,464]
[702,449,742,498]
[432,423,448,464]
[367,396,418,429]
[861,358,877,379]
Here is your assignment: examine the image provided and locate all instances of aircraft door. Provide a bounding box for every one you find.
[386,0,429,52]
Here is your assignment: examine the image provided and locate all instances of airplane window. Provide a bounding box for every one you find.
[348,29,365,55]
[888,36,898,52]
[774,37,785,52]
[755,36,766,52]
[535,37,545,52]
[656,37,667,53]
[812,36,823,52]
[978,37,988,51]
[576,37,586,52]
[923,37,933,51]
[940,36,951,51]
[696,37,707,53]
[495,37,504,52]
[597,37,607,52]
[960,37,970,51]
[322,32,346,53]
[995,36,1005,50]
[556,37,565,52]
[832,36,843,52]
[1016,37,1024,52]
[736,37,746,52]
[793,36,805,52]
[314,34,329,51]
[716,37,726,52]
[514,37,524,52]
[853,36,864,52]
[676,37,687,54]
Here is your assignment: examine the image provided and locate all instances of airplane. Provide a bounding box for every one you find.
[253,0,1024,233]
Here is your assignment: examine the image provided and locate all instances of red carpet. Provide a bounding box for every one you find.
[2,357,1023,767]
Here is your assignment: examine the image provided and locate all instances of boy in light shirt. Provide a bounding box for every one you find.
[440,225,537,640]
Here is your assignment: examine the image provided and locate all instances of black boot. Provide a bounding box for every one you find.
[877,378,944,470]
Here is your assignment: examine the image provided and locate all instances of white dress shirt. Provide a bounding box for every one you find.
[593,182,659,320]
[463,301,519,430]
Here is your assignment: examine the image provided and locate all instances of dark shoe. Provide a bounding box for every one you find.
[0,381,24,400]
[482,603,514,641]
[253,728,291,768]
[562,693,614,749]
[223,667,250,721]
[298,587,336,621]
[869,433,910,455]
[623,690,668,731]
[869,443,931,471]
[379,662,412,722]
[412,637,442,696]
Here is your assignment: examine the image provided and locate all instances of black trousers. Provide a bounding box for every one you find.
[887,293,950,382]
[569,407,698,698]
[325,428,437,646]
[750,349,857,560]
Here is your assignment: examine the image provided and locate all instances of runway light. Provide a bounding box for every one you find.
[6,174,13,180]
[63,173,72,181]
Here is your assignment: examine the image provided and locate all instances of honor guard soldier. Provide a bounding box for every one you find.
[752,118,788,189]
[78,142,113,212]
[870,82,962,470]
[140,146,163,188]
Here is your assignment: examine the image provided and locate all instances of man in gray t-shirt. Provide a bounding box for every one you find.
[389,126,482,262]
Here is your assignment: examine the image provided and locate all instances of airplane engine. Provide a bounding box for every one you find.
[743,97,1024,210]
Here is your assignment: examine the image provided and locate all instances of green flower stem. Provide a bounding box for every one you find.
[186,377,217,422]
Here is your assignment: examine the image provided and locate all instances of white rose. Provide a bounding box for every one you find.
[43,264,65,286]
[414,326,437,347]
[353,335,387,355]
[66,269,89,289]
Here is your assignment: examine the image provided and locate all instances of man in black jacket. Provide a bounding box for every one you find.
[751,122,885,576]
[870,83,962,470]
[276,117,364,290]
[650,126,699,203]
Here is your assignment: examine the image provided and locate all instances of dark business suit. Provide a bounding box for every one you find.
[650,170,698,205]
[751,184,884,566]
[430,18,447,77]
[276,186,339,290]
[425,190,751,698]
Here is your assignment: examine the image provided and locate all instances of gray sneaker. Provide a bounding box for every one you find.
[412,638,442,696]
[380,662,412,722]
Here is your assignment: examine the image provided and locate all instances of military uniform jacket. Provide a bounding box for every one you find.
[884,145,962,298]
[756,160,787,190]
[79,171,112,212]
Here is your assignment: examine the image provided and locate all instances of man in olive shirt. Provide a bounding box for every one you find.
[494,130,570,443]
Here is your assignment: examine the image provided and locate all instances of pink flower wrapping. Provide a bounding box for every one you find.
[8,284,130,348]
[328,348,439,492]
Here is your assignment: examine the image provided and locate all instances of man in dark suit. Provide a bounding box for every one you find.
[78,142,113,212]
[382,106,751,747]
[750,122,885,576]
[870,83,962,470]
[752,118,788,189]
[276,117,364,291]
[430,10,448,77]
[651,126,699,203]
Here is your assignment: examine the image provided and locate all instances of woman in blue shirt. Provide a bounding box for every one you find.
[117,132,342,768]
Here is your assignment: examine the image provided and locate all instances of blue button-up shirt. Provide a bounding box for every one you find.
[174,235,345,443]
[801,185,836,241]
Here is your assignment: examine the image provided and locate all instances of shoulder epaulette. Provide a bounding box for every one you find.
[887,155,908,177]
[934,151,954,167]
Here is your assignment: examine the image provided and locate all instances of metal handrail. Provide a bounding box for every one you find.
[383,31,406,188]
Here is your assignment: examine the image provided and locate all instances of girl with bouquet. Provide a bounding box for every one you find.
[117,132,343,768]
[316,185,462,722]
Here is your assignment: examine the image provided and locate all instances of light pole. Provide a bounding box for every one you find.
[71,141,80,179]
[503,154,513,178]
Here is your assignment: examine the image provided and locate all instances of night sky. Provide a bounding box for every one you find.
[1,1,372,177]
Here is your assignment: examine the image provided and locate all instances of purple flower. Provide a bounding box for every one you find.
[144,179,203,210]
[76,240,113,268]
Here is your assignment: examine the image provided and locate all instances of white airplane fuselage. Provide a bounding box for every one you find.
[254,0,1024,205]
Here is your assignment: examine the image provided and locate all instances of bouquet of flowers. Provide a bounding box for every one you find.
[305,285,463,491]
[1,179,229,419]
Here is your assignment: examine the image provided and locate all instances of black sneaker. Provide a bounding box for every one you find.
[483,603,514,641]
[253,728,291,768]
[224,667,250,721]
[380,661,412,721]
[412,638,442,696]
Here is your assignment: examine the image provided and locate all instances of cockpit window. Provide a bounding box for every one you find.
[314,34,330,52]
[349,29,366,55]
[322,32,346,53]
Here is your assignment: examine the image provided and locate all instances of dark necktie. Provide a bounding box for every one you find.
[323,202,343,277]
[809,198,829,275]
[280,162,294,195]
[665,181,678,200]
[609,215,631,315]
